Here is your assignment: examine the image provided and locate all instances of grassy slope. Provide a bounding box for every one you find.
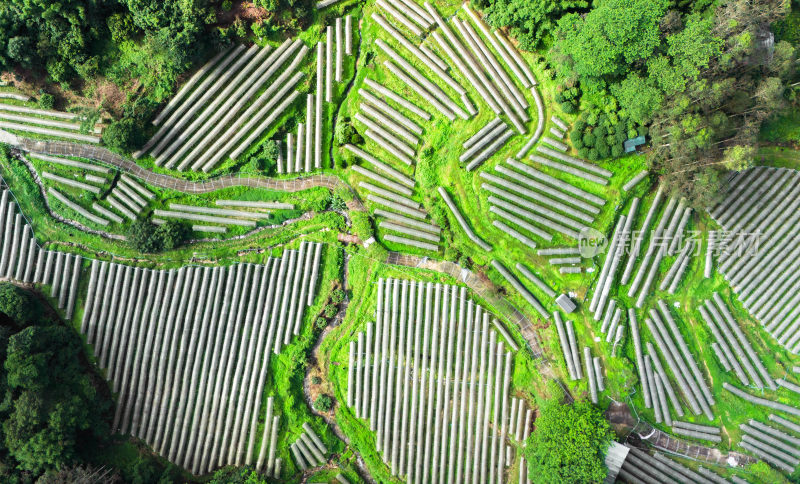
[132,2,362,182]
[310,1,796,482]
[1,153,344,263]
[5,0,800,480]
[25,151,333,237]
[588,170,800,481]
[59,234,346,481]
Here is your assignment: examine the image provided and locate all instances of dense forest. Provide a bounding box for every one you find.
[475,0,797,205]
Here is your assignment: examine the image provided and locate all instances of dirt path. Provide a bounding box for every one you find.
[296,21,375,483]
[303,253,376,484]
[9,135,367,212]
[384,252,558,375]
[8,149,335,248]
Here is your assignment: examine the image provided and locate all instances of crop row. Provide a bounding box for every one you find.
[79,242,323,474]
[346,278,521,483]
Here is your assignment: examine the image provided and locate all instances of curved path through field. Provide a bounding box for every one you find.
[9,134,366,211]
[385,252,553,370]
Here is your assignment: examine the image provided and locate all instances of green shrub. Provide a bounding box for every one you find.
[330,288,346,304]
[592,125,607,139]
[246,139,279,173]
[595,137,610,158]
[314,394,334,412]
[251,19,275,38]
[155,219,191,250]
[773,10,800,45]
[323,304,338,318]
[311,376,322,385]
[222,0,233,10]
[476,0,587,50]
[126,218,190,253]
[0,283,40,326]
[209,466,270,483]
[232,18,248,39]
[429,204,448,229]
[107,13,135,43]
[102,117,141,152]
[524,399,613,484]
[328,194,347,212]
[126,219,161,253]
[335,121,362,146]
[334,186,354,202]
[37,93,55,110]
[350,211,374,240]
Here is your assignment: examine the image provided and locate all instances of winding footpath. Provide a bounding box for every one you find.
[303,253,376,484]
[607,402,756,469]
[385,252,553,371]
[6,133,366,211]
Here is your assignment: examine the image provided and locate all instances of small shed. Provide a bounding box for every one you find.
[556,294,577,313]
[624,135,646,153]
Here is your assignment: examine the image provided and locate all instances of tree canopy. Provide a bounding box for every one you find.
[550,0,794,205]
[0,0,115,83]
[473,0,587,50]
[553,0,722,124]
[126,218,191,253]
[2,325,110,474]
[649,0,793,206]
[0,284,41,327]
[524,399,614,484]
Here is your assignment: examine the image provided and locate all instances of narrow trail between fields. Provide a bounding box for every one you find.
[8,150,339,251]
[8,134,367,211]
[608,401,756,468]
[302,253,376,483]
[327,14,364,171]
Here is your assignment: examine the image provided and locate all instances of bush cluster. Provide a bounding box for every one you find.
[335,118,363,146]
[126,218,191,253]
[569,113,647,160]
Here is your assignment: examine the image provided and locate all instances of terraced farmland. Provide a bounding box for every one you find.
[0,0,798,482]
[345,278,526,483]
[79,242,323,475]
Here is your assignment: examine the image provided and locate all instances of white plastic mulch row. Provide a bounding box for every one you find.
[137,36,333,172]
[0,189,82,316]
[709,167,800,353]
[278,19,352,173]
[345,278,519,482]
[0,119,101,144]
[480,158,602,242]
[79,242,324,476]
